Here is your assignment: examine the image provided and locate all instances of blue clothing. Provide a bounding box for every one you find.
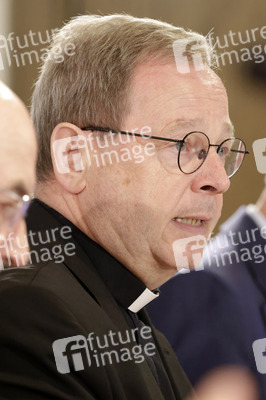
[148,206,266,398]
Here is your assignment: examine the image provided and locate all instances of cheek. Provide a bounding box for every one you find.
[216,195,223,215]
[156,173,190,206]
[212,196,223,227]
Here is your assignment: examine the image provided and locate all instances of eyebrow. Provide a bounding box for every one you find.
[226,121,235,137]
[4,182,29,197]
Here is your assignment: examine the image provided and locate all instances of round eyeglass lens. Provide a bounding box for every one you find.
[218,138,246,178]
[178,131,210,174]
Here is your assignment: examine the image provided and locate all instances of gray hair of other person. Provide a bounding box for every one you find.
[31,14,215,183]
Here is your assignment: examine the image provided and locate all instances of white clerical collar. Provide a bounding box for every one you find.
[128,288,159,313]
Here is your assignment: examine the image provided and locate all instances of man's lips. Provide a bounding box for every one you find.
[172,216,212,225]
[171,215,213,233]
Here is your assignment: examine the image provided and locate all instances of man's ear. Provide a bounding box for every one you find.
[51,123,89,194]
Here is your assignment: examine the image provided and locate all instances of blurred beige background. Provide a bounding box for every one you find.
[0,0,265,231]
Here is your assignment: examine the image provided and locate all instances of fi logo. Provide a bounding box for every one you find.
[172,235,207,272]
[53,335,91,374]
[52,135,91,174]
[253,338,266,374]
[252,138,266,174]
[172,36,211,74]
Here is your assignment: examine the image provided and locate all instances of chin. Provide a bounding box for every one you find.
[172,238,206,270]
[155,248,179,273]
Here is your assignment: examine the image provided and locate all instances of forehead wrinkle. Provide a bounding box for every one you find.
[167,118,204,131]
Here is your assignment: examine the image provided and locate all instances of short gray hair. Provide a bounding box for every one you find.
[31,14,214,182]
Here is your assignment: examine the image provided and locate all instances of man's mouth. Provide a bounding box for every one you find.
[172,217,202,226]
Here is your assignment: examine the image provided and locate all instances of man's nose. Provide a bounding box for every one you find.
[193,149,231,194]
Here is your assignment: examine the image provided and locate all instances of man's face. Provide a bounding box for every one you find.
[0,88,36,267]
[80,62,231,288]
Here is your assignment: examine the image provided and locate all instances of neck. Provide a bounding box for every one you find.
[35,182,176,290]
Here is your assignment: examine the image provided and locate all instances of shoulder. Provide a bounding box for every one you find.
[0,264,45,286]
[0,264,90,342]
[0,262,73,292]
[0,271,110,399]
[0,265,79,327]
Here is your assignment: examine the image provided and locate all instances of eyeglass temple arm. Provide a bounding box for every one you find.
[81,126,183,144]
[82,127,250,153]
[209,144,249,155]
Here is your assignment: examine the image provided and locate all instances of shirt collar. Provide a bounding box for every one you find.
[128,288,159,312]
[72,226,159,312]
[35,199,159,312]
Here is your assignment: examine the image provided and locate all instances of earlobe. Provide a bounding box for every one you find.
[50,122,88,194]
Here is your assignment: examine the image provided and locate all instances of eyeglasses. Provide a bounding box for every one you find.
[81,126,249,178]
[0,189,31,232]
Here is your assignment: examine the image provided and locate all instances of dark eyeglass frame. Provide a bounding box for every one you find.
[81,126,249,177]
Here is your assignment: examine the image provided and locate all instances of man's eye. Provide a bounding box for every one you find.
[174,142,186,152]
[218,146,230,157]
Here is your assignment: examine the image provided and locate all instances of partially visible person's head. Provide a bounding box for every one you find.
[187,366,259,400]
[0,81,37,267]
[31,15,247,289]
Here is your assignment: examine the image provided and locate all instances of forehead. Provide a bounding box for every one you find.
[130,61,226,97]
[0,146,35,195]
[0,105,36,193]
[127,62,230,136]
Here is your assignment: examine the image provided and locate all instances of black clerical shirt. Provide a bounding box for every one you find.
[29,200,177,400]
